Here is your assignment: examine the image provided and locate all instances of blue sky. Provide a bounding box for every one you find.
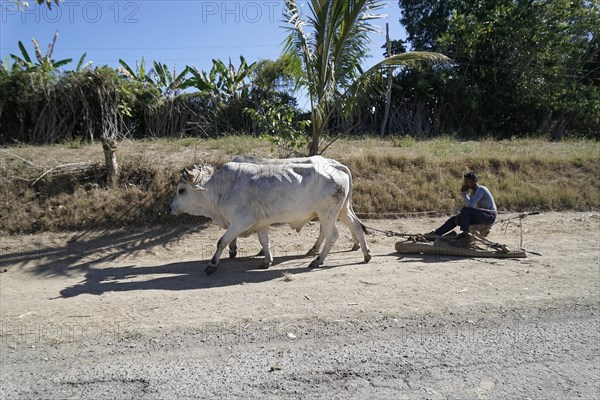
[1,1,406,106]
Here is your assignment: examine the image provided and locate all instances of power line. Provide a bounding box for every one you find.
[0,44,281,51]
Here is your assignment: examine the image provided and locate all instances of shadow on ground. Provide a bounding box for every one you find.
[1,224,376,298]
[57,256,343,298]
[0,224,209,277]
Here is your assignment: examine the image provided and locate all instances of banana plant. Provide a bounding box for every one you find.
[184,56,256,100]
[117,57,153,83]
[217,56,257,99]
[0,56,17,77]
[118,58,188,96]
[185,65,220,95]
[10,31,72,73]
[75,53,93,72]
[151,61,189,96]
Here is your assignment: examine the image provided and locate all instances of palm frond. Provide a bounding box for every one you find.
[0,58,9,76]
[47,31,59,60]
[171,66,189,91]
[341,51,450,119]
[76,53,87,71]
[138,57,146,79]
[52,58,72,69]
[31,38,44,64]
[117,59,135,79]
[282,0,447,154]
[283,0,316,88]
[360,52,450,77]
[163,63,174,84]
[153,61,166,86]
[17,41,32,64]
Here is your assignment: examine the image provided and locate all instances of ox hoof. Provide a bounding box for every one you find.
[308,260,322,269]
[205,265,219,275]
[305,248,319,257]
[351,243,361,251]
[259,262,271,270]
[229,251,237,259]
[364,254,372,264]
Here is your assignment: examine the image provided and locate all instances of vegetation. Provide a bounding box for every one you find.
[282,0,447,155]
[384,0,600,138]
[15,0,60,10]
[0,1,597,234]
[1,137,597,233]
[2,0,597,150]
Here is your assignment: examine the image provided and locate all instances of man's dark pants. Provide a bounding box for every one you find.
[435,207,496,236]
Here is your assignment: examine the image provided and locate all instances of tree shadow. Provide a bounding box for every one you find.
[0,223,210,277]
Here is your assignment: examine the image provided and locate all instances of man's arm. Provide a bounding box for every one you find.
[468,188,485,207]
[461,189,471,206]
[463,187,485,208]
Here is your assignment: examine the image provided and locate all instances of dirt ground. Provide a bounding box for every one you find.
[1,212,599,399]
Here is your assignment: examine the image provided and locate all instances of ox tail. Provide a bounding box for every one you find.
[333,162,368,234]
[360,222,370,235]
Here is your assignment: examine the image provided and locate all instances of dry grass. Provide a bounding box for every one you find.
[1,136,598,233]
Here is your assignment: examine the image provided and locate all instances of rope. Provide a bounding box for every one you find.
[497,211,541,224]
[365,225,414,238]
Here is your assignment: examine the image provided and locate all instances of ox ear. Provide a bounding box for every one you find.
[192,183,207,191]
[181,168,194,183]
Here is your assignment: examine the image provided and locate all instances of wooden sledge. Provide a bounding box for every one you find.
[395,223,527,259]
[395,240,527,258]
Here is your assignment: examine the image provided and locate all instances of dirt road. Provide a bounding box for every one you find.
[1,212,598,399]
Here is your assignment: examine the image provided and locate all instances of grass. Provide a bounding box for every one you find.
[1,136,598,233]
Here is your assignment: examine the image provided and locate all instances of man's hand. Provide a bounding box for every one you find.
[461,185,469,193]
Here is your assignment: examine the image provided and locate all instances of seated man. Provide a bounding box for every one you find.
[431,171,497,237]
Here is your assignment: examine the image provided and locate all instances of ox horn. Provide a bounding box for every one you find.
[192,183,207,191]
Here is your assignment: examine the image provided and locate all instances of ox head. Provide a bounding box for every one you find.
[169,164,214,216]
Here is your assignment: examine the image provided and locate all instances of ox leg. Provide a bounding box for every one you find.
[229,238,237,259]
[348,230,361,251]
[256,228,273,269]
[309,222,359,255]
[339,209,371,263]
[308,217,338,269]
[206,223,251,274]
[306,225,324,257]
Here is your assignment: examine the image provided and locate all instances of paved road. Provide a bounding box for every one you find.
[1,301,598,399]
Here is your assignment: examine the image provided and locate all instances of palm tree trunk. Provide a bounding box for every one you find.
[309,110,322,156]
[309,130,320,156]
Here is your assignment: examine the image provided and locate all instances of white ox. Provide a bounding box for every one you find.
[230,155,363,256]
[169,160,371,274]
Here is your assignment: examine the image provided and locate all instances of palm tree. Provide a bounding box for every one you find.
[283,0,448,155]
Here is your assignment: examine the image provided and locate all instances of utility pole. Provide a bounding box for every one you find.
[380,23,393,136]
